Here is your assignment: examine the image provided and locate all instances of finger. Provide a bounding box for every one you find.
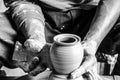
[28,56,40,72]
[18,61,30,72]
[70,66,85,79]
[19,57,40,72]
[29,63,47,76]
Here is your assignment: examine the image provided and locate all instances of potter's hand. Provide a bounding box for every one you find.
[70,40,97,79]
[14,41,51,76]
[27,43,52,76]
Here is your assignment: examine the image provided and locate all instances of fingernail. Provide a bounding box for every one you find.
[33,57,39,60]
[33,57,39,64]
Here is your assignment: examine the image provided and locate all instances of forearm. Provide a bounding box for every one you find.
[84,0,120,50]
[8,1,46,44]
[79,0,120,74]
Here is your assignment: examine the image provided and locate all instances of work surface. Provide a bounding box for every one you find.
[0,70,120,80]
[0,70,51,80]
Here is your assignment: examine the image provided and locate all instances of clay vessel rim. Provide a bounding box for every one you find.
[54,34,81,45]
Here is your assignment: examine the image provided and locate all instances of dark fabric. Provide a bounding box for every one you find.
[0,12,17,60]
[0,12,18,68]
[4,0,99,10]
[43,7,96,41]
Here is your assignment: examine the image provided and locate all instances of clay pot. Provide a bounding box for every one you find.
[50,34,84,74]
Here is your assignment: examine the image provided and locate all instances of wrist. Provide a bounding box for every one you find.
[82,40,97,55]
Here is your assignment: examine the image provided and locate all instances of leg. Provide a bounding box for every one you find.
[0,12,17,68]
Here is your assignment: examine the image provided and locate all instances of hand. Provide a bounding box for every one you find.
[26,43,52,76]
[69,40,97,79]
[13,41,51,76]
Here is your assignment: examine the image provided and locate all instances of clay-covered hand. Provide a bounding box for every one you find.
[13,41,51,76]
[70,40,97,79]
[26,43,52,76]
